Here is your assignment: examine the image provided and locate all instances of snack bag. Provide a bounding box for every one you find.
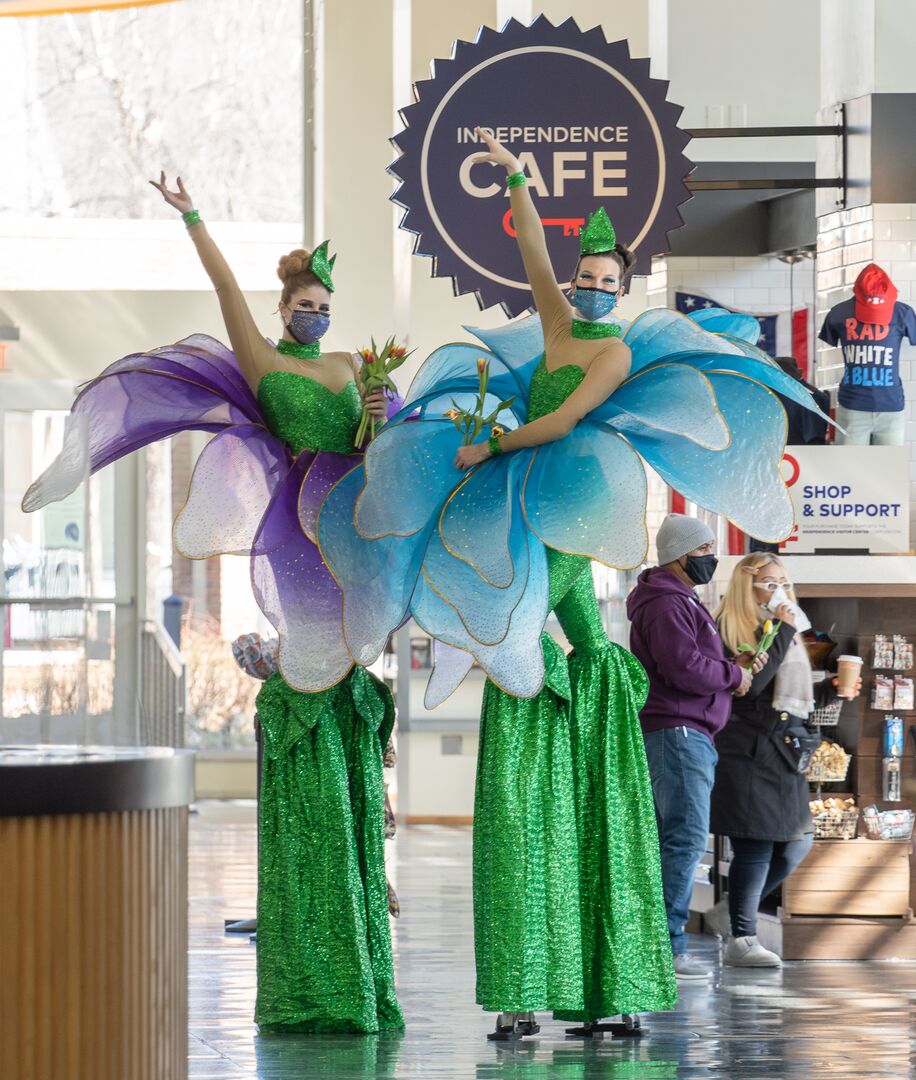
[873,676,895,710]
[893,677,914,711]
[874,634,894,669]
[893,635,913,671]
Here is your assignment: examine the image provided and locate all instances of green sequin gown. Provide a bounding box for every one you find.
[254,371,403,1034]
[473,358,677,1020]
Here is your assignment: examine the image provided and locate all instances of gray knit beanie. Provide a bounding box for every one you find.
[656,513,716,566]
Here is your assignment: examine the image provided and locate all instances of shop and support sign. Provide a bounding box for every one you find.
[391,16,692,316]
[781,446,910,553]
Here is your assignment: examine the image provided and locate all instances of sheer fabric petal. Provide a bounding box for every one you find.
[174,424,287,558]
[625,373,794,542]
[252,454,354,692]
[523,425,649,569]
[318,465,427,667]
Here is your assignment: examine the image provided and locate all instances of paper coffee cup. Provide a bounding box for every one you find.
[836,655,863,699]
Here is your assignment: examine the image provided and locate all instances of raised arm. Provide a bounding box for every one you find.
[473,128,568,322]
[149,173,267,390]
[454,343,631,469]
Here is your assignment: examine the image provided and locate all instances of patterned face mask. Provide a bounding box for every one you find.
[572,287,618,321]
[286,310,330,345]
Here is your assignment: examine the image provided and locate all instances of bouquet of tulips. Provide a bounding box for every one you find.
[444,357,516,446]
[355,336,413,445]
[738,618,782,660]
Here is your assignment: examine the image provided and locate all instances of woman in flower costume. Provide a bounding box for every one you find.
[318,130,828,1037]
[22,175,403,1035]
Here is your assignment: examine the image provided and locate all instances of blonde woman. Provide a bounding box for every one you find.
[710,553,858,968]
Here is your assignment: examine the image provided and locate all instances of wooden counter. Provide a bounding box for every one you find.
[0,745,195,1080]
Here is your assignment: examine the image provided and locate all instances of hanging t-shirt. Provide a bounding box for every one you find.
[818,299,916,412]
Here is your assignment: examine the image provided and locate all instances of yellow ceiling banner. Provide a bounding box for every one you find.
[0,0,179,14]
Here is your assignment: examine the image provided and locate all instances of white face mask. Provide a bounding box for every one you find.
[766,585,812,634]
[765,585,791,611]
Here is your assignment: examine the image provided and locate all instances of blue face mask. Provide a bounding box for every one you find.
[287,310,330,345]
[572,287,618,321]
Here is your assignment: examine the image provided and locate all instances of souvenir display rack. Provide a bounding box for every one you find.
[712,583,916,959]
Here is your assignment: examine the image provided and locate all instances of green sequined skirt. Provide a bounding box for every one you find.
[254,669,404,1034]
[473,634,584,1012]
[474,551,677,1018]
[555,639,678,1021]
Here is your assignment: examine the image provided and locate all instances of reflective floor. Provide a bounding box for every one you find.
[189,803,916,1078]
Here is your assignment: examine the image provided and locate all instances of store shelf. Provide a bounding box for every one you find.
[794,584,916,598]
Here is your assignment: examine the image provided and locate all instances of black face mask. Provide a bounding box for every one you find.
[683,553,718,585]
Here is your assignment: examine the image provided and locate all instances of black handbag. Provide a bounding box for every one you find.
[772,714,821,774]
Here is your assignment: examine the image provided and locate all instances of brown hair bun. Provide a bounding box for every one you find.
[277,248,312,283]
[277,248,323,304]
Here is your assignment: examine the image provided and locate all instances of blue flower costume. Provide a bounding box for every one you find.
[318,299,826,1023]
[317,293,825,1019]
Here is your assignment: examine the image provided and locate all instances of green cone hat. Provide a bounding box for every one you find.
[579,208,617,255]
[307,240,337,292]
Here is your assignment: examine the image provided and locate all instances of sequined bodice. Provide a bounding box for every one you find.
[257,371,362,455]
[527,356,586,422]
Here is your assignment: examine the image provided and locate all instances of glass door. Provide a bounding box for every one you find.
[1,381,123,745]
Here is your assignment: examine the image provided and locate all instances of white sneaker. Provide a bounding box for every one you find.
[724,935,781,968]
[704,898,731,939]
[673,953,712,981]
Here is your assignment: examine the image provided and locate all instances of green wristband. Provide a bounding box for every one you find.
[506,171,527,189]
[488,435,503,456]
[182,209,201,228]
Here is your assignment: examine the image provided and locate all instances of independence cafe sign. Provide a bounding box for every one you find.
[391,17,692,316]
[781,446,910,553]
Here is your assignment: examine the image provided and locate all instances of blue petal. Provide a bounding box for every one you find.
[624,309,747,374]
[318,464,426,666]
[688,306,762,343]
[426,454,534,645]
[424,641,475,709]
[438,451,533,588]
[404,342,528,422]
[412,523,549,699]
[355,419,465,539]
[523,424,649,568]
[626,373,794,542]
[591,363,730,450]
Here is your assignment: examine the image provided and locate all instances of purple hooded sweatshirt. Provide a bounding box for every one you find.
[626,567,743,742]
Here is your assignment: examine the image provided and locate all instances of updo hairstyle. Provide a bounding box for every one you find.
[277,248,323,305]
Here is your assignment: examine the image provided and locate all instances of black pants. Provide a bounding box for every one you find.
[728,835,813,936]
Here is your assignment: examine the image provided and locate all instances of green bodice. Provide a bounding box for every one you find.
[257,370,362,455]
[524,357,604,651]
[527,356,585,422]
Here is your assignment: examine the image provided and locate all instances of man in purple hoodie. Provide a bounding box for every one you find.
[627,514,755,982]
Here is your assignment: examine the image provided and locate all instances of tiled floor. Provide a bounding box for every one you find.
[189,803,916,1078]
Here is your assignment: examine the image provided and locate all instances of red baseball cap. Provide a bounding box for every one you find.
[854,263,898,324]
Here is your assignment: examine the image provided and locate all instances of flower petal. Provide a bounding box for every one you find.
[318,464,426,667]
[627,372,794,542]
[523,425,648,569]
[174,424,287,558]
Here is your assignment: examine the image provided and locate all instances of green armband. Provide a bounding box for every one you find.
[488,435,503,456]
[506,171,527,189]
[182,210,202,228]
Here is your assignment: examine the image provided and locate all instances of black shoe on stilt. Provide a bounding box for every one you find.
[605,1014,645,1038]
[565,1021,601,1038]
[516,1012,540,1037]
[565,1014,646,1039]
[487,1013,522,1041]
